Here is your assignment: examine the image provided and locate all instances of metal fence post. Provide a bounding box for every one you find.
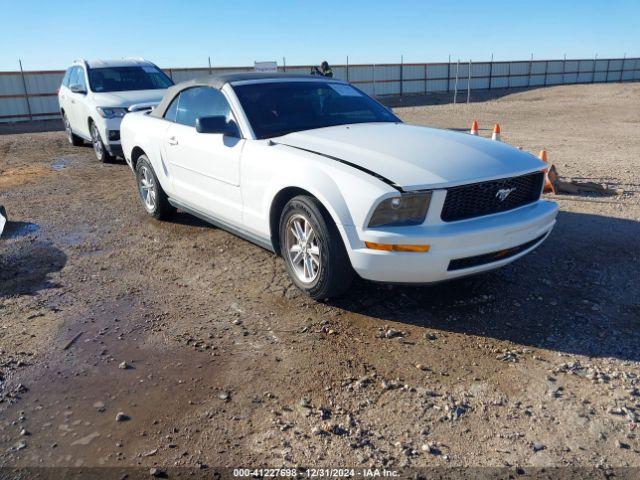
[208,57,212,75]
[562,54,566,85]
[527,53,533,88]
[447,54,451,92]
[18,59,32,122]
[453,60,459,104]
[620,53,626,82]
[399,55,403,96]
[283,57,286,73]
[466,59,471,104]
[488,53,493,90]
[373,63,376,97]
[168,68,173,80]
[346,56,349,82]
[424,63,427,94]
[605,58,611,82]
[592,54,597,83]
[544,60,549,86]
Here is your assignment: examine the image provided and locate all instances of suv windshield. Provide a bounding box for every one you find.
[233,81,399,139]
[88,66,173,93]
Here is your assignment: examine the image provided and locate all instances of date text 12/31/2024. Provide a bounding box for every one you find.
[233,468,400,477]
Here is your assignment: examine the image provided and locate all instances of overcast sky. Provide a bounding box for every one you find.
[1,0,638,71]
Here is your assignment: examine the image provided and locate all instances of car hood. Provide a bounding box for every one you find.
[277,123,546,190]
[90,89,166,108]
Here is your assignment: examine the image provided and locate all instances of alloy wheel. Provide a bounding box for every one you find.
[285,214,321,284]
[91,124,104,159]
[138,165,157,212]
[63,115,73,143]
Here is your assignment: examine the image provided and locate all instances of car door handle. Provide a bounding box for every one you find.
[167,136,178,146]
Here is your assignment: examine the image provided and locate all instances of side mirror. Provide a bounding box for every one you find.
[69,84,87,94]
[195,116,239,137]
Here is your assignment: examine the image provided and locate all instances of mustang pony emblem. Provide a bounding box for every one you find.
[496,187,516,201]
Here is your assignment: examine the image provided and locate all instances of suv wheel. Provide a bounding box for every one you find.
[279,195,354,300]
[90,121,113,163]
[135,155,175,220]
[63,113,83,146]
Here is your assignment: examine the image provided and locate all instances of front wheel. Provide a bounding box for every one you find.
[90,121,113,163]
[279,195,354,300]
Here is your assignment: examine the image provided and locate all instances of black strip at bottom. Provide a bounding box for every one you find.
[447,233,547,271]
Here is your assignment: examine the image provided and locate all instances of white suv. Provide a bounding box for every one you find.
[58,59,173,162]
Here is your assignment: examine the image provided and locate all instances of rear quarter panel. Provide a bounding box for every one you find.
[121,112,173,192]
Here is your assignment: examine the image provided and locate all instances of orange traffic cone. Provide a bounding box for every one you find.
[470,120,479,136]
[491,123,501,141]
[538,150,556,194]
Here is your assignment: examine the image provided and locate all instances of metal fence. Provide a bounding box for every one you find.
[1,57,639,123]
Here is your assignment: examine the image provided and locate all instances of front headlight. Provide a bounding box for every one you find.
[96,107,128,119]
[368,192,432,227]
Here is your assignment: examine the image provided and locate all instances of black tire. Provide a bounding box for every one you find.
[90,120,114,163]
[135,155,175,220]
[279,195,354,300]
[62,113,83,146]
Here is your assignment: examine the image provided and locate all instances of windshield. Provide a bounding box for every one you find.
[88,66,173,93]
[233,81,399,139]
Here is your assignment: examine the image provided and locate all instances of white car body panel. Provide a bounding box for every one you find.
[120,76,558,285]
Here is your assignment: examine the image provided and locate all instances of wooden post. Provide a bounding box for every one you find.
[18,59,32,122]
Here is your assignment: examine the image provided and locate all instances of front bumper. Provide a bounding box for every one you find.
[96,116,123,157]
[342,200,558,283]
[106,143,123,157]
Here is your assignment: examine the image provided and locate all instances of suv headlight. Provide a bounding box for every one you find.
[96,107,128,119]
[368,192,432,228]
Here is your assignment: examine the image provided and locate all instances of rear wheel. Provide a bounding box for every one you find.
[279,195,354,300]
[135,156,175,220]
[63,113,83,146]
[90,121,113,163]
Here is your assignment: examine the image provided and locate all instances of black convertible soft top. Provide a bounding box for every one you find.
[150,72,342,119]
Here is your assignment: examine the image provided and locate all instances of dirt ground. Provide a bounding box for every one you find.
[0,83,639,476]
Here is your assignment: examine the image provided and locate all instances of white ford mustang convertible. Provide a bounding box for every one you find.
[120,73,558,299]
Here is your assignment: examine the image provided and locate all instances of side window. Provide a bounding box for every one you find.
[62,68,72,87]
[76,68,87,90]
[164,94,180,122]
[175,87,233,128]
[68,67,80,86]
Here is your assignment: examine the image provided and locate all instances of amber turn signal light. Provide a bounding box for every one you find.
[365,242,430,252]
